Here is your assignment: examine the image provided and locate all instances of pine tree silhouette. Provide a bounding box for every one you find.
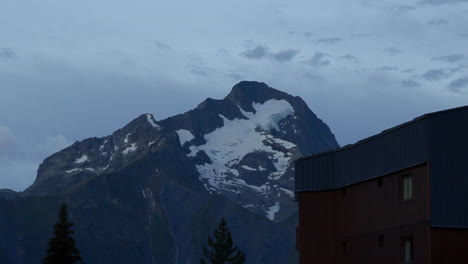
[200,217,246,264]
[42,203,83,264]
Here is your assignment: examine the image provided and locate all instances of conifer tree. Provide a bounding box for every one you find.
[200,217,246,264]
[42,203,83,264]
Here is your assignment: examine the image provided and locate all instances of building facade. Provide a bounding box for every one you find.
[295,106,468,264]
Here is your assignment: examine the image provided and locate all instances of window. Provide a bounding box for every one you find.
[401,174,413,201]
[342,241,347,255]
[378,234,384,247]
[402,238,413,263]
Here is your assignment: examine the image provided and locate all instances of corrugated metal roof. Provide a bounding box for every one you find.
[295,117,429,191]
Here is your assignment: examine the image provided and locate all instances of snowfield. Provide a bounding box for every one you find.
[176,129,195,145]
[186,99,297,220]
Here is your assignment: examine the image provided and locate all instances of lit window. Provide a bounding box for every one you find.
[403,238,413,263]
[401,174,412,201]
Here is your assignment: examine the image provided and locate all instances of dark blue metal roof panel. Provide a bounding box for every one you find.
[428,108,468,227]
[295,118,428,191]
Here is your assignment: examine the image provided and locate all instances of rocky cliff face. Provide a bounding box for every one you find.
[0,81,338,264]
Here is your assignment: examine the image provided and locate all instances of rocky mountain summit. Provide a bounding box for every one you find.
[1,81,338,264]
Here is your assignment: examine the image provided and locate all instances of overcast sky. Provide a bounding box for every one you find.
[1,0,468,191]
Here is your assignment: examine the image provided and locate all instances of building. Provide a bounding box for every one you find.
[295,106,468,264]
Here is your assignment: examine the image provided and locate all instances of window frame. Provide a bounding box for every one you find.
[402,237,414,263]
[400,173,413,202]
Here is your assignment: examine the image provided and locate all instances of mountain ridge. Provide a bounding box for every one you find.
[1,81,338,264]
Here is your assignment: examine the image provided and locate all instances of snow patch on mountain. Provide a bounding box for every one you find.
[266,202,280,221]
[65,167,97,174]
[188,99,296,196]
[122,143,137,155]
[65,168,81,173]
[146,114,159,128]
[280,187,294,198]
[124,133,131,144]
[99,140,107,151]
[75,155,88,164]
[241,165,257,171]
[176,129,194,145]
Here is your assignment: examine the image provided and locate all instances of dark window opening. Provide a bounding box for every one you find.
[378,234,384,247]
[341,188,346,198]
[400,174,413,201]
[342,241,347,255]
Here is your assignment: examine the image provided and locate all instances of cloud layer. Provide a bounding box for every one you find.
[1,0,468,190]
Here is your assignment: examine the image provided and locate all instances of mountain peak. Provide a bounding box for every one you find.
[225,81,290,113]
[228,81,271,96]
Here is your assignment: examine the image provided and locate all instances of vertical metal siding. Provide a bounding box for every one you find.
[429,109,468,227]
[295,152,335,191]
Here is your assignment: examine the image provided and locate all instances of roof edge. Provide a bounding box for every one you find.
[298,104,468,162]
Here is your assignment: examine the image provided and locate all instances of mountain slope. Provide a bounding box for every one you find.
[158,81,338,221]
[1,81,338,264]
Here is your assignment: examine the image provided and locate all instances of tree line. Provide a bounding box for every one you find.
[42,204,245,264]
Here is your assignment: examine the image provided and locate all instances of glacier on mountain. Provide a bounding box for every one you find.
[184,99,297,219]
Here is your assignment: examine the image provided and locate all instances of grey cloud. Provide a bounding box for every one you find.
[339,55,359,62]
[242,40,255,48]
[225,72,244,81]
[460,33,468,38]
[155,41,171,51]
[351,33,372,38]
[190,65,210,76]
[0,126,20,159]
[447,65,465,73]
[218,49,230,56]
[422,69,450,81]
[449,76,468,91]
[419,0,468,5]
[377,66,399,71]
[0,48,15,59]
[390,5,418,13]
[241,45,299,62]
[303,52,331,67]
[401,68,416,73]
[401,79,422,87]
[313,37,343,45]
[288,31,296,35]
[241,45,269,59]
[428,19,448,26]
[383,47,402,56]
[432,54,464,63]
[303,73,325,82]
[187,55,212,76]
[304,32,313,39]
[271,49,300,62]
